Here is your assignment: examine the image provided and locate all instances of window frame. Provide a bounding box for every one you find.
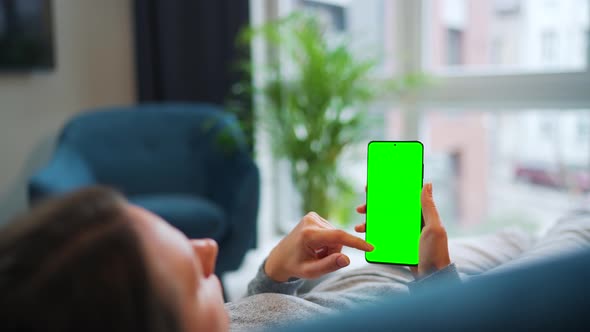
[414,0,590,111]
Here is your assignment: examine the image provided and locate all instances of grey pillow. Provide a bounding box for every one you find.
[449,228,536,276]
[486,211,590,275]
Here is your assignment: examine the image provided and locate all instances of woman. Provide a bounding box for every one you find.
[0,184,454,331]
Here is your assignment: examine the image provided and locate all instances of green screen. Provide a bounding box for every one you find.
[365,141,423,265]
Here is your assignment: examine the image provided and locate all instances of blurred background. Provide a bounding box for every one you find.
[1,0,590,298]
[261,0,590,241]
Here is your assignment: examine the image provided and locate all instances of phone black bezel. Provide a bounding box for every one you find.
[364,140,424,266]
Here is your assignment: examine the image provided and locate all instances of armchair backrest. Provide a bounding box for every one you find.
[57,103,252,198]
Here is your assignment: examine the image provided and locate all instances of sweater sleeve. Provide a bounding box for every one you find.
[229,262,421,331]
[407,263,461,293]
[246,260,305,296]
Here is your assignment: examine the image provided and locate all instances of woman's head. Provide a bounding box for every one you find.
[0,187,227,332]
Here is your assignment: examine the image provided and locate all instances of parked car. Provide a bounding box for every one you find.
[514,162,561,188]
[514,162,590,192]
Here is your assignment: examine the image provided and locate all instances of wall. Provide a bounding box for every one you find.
[0,0,135,222]
[427,112,489,226]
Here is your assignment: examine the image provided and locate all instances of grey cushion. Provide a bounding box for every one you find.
[487,211,590,274]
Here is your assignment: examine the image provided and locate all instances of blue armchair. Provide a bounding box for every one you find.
[28,103,259,275]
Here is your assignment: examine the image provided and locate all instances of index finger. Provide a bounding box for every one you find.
[308,229,374,252]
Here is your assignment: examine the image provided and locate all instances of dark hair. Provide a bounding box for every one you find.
[0,187,181,332]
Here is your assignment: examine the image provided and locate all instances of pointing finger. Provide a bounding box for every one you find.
[302,253,350,278]
[308,229,374,252]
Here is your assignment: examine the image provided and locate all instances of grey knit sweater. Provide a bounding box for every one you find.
[225,261,459,331]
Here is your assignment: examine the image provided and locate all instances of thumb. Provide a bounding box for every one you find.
[421,183,442,227]
[302,253,350,278]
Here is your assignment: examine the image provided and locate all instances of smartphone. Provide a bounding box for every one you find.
[365,141,424,266]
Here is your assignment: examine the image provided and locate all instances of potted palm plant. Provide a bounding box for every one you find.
[231,13,423,225]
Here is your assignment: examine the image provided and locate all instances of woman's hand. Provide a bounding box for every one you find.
[355,183,451,278]
[265,212,374,282]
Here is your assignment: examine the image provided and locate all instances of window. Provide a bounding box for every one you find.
[539,116,554,138]
[446,28,464,65]
[419,110,590,233]
[419,0,590,234]
[494,0,521,15]
[299,0,347,32]
[541,30,557,64]
[253,0,590,238]
[577,117,590,139]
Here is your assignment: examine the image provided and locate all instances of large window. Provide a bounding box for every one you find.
[253,0,590,238]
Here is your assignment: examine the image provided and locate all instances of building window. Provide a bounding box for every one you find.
[541,30,558,64]
[446,28,464,65]
[494,0,521,15]
[299,0,347,32]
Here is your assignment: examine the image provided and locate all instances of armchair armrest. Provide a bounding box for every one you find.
[212,161,260,273]
[28,147,96,202]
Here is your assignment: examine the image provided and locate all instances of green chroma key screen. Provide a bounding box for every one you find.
[365,141,423,265]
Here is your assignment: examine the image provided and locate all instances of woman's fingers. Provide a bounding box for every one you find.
[308,229,374,252]
[306,212,336,229]
[354,222,366,233]
[421,183,442,228]
[356,204,366,214]
[302,253,350,278]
